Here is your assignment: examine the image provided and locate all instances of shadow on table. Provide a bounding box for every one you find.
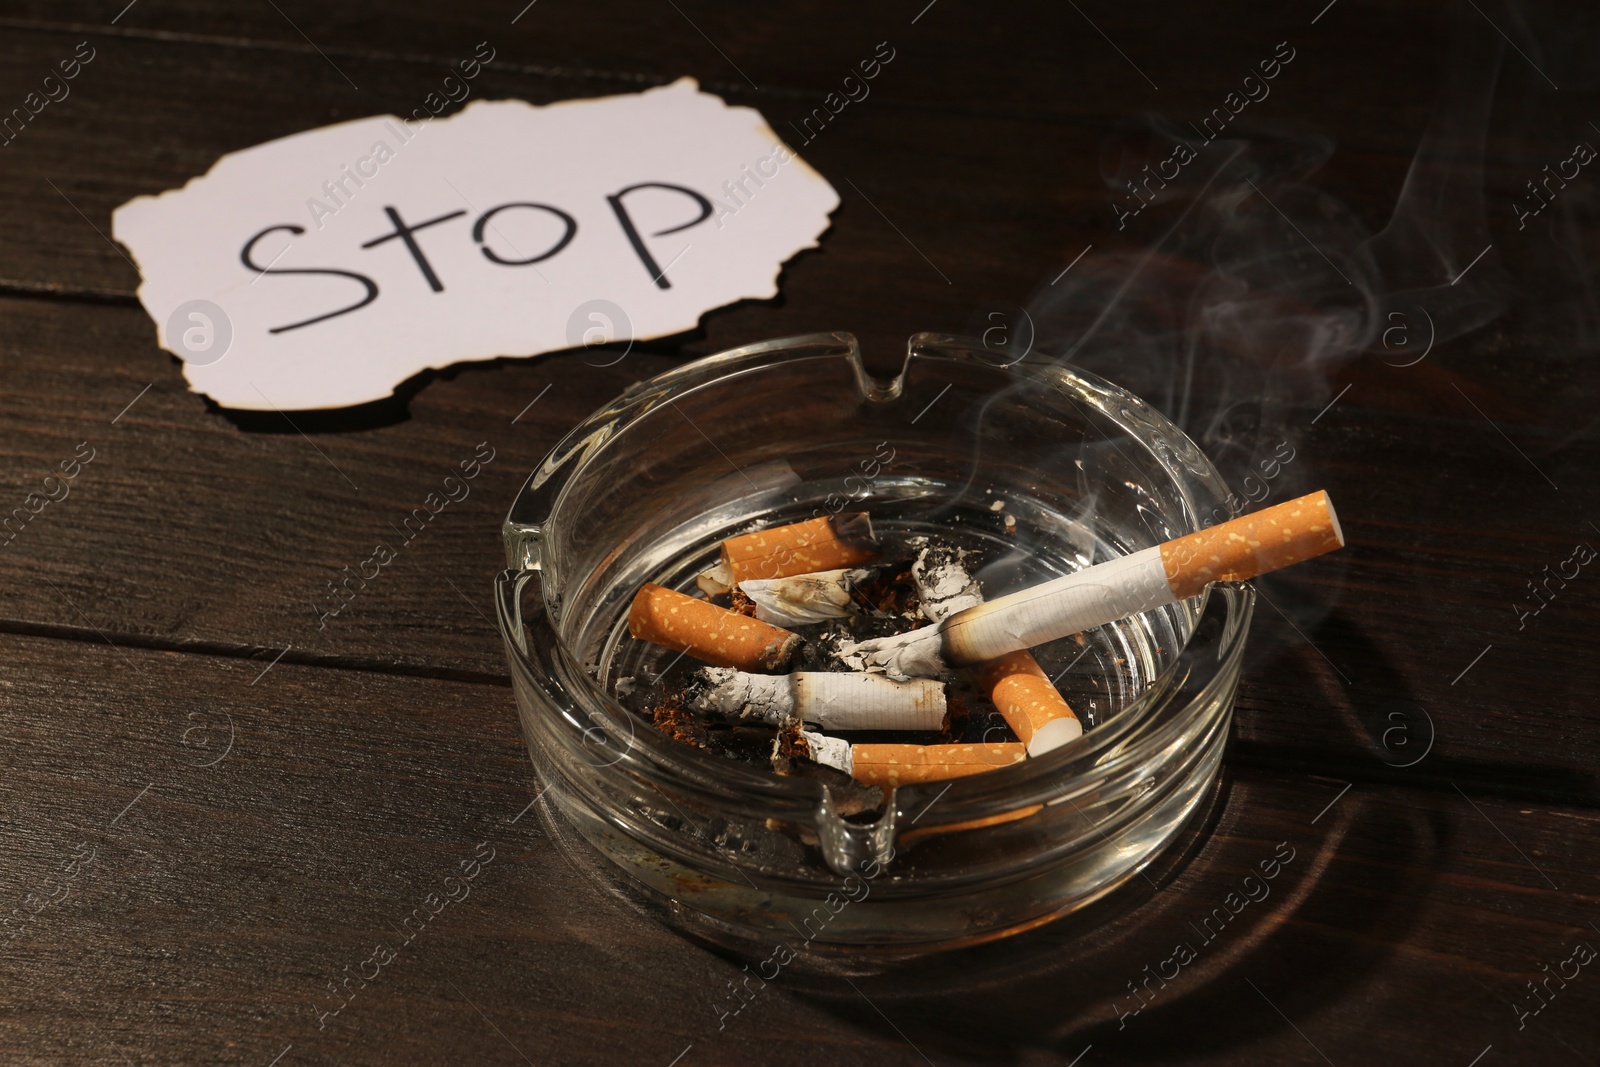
[768,771,1447,1065]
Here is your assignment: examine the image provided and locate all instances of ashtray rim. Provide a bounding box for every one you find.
[497,331,1248,826]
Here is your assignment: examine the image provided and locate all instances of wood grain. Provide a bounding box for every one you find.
[0,1,1450,147]
[1,632,1594,1066]
[0,2,1595,1061]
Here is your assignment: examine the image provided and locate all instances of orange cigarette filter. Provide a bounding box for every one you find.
[979,650,1080,752]
[850,741,1026,788]
[898,805,1044,847]
[866,490,1344,672]
[1159,489,1344,599]
[720,513,877,583]
[627,583,800,672]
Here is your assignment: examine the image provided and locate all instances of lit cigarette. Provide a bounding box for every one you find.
[910,538,1080,753]
[736,567,869,627]
[688,667,945,731]
[627,583,800,672]
[980,651,1082,756]
[849,490,1344,679]
[720,513,877,583]
[797,731,1027,787]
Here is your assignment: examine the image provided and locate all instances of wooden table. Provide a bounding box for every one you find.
[1,1,1595,1063]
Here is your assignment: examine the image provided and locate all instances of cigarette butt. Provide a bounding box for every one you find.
[850,742,1026,788]
[689,668,946,731]
[721,513,877,582]
[979,651,1082,754]
[627,583,800,672]
[738,568,867,626]
[897,805,1043,847]
[1159,489,1345,599]
[785,730,1037,843]
[854,490,1346,675]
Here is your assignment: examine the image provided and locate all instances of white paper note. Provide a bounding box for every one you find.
[112,78,839,410]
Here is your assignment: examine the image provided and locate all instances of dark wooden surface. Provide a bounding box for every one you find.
[1,1,1596,1063]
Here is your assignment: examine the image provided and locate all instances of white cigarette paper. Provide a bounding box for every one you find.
[845,490,1345,679]
[947,547,1173,663]
[737,568,868,626]
[797,730,853,775]
[842,547,1171,679]
[689,667,946,731]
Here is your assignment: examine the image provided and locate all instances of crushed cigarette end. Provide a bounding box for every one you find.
[738,567,868,627]
[833,626,948,682]
[909,537,983,621]
[696,559,734,598]
[797,729,855,775]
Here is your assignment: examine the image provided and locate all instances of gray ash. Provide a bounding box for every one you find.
[700,723,781,763]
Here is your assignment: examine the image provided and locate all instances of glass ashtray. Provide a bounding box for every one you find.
[495,331,1253,958]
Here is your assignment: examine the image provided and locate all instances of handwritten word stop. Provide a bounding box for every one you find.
[112,79,839,410]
